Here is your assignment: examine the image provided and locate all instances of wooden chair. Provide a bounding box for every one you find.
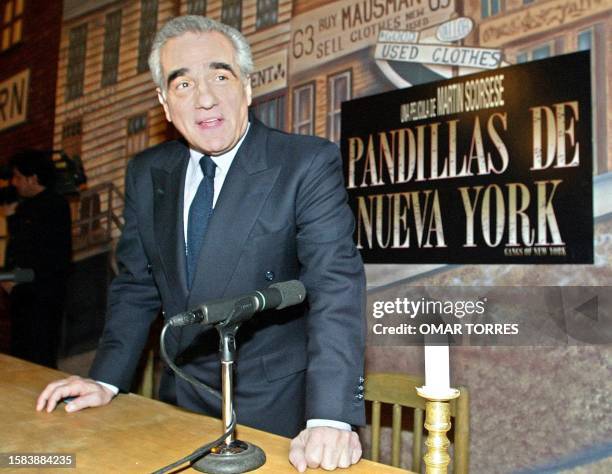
[364,372,469,473]
[135,348,155,398]
[134,315,163,399]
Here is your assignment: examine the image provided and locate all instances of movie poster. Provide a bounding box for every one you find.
[342,51,593,264]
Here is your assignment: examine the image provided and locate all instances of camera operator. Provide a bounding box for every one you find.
[2,150,72,368]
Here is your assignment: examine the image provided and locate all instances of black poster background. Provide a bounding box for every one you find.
[341,52,593,264]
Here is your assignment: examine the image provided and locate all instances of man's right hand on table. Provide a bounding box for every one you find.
[36,375,115,413]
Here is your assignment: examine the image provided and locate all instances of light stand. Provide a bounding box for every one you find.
[193,323,266,474]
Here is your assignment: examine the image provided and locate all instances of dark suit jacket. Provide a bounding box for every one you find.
[90,119,366,437]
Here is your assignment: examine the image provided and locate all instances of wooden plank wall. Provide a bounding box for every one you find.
[50,0,612,239]
[53,1,177,187]
[53,1,297,237]
[53,0,382,240]
[53,1,181,240]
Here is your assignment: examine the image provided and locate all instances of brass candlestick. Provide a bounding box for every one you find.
[416,386,460,474]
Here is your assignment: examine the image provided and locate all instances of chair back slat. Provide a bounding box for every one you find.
[364,372,469,473]
[412,407,424,472]
[371,400,382,462]
[391,403,402,467]
[453,386,471,474]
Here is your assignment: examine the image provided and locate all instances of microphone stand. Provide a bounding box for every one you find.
[193,321,266,474]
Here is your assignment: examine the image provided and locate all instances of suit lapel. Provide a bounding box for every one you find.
[188,121,281,306]
[152,143,190,302]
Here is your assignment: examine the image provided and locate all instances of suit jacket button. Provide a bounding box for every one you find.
[265,271,275,281]
[355,393,364,400]
[147,264,153,274]
[359,376,365,383]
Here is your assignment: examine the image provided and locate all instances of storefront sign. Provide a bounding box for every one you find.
[480,0,609,47]
[374,43,502,69]
[436,16,473,42]
[251,50,287,98]
[290,0,455,75]
[378,29,419,43]
[0,69,30,132]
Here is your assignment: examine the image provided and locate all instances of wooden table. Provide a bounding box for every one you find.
[0,354,409,473]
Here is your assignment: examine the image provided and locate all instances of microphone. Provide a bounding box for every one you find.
[0,268,34,283]
[169,280,306,327]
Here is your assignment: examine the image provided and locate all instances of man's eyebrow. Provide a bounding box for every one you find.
[209,62,237,78]
[166,68,188,88]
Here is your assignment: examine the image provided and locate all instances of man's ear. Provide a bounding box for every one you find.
[244,77,252,107]
[157,88,172,122]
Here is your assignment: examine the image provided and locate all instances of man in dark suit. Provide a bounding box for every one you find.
[37,15,365,472]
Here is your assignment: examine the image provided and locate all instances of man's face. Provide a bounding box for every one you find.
[157,31,252,156]
[11,168,38,198]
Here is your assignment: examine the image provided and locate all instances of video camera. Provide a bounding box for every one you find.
[0,150,87,204]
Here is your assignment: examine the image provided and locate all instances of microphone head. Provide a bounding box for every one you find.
[270,280,306,309]
[14,268,34,283]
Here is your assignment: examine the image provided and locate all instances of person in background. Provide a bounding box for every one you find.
[3,150,72,368]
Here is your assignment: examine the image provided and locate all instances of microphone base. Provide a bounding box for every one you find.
[193,440,266,474]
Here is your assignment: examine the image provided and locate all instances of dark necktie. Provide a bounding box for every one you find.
[186,155,216,288]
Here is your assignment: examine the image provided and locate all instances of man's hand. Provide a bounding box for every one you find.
[289,426,362,472]
[36,375,115,413]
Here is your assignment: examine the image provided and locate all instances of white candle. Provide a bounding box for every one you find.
[424,345,450,390]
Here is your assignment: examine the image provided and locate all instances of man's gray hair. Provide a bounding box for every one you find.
[148,15,254,90]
